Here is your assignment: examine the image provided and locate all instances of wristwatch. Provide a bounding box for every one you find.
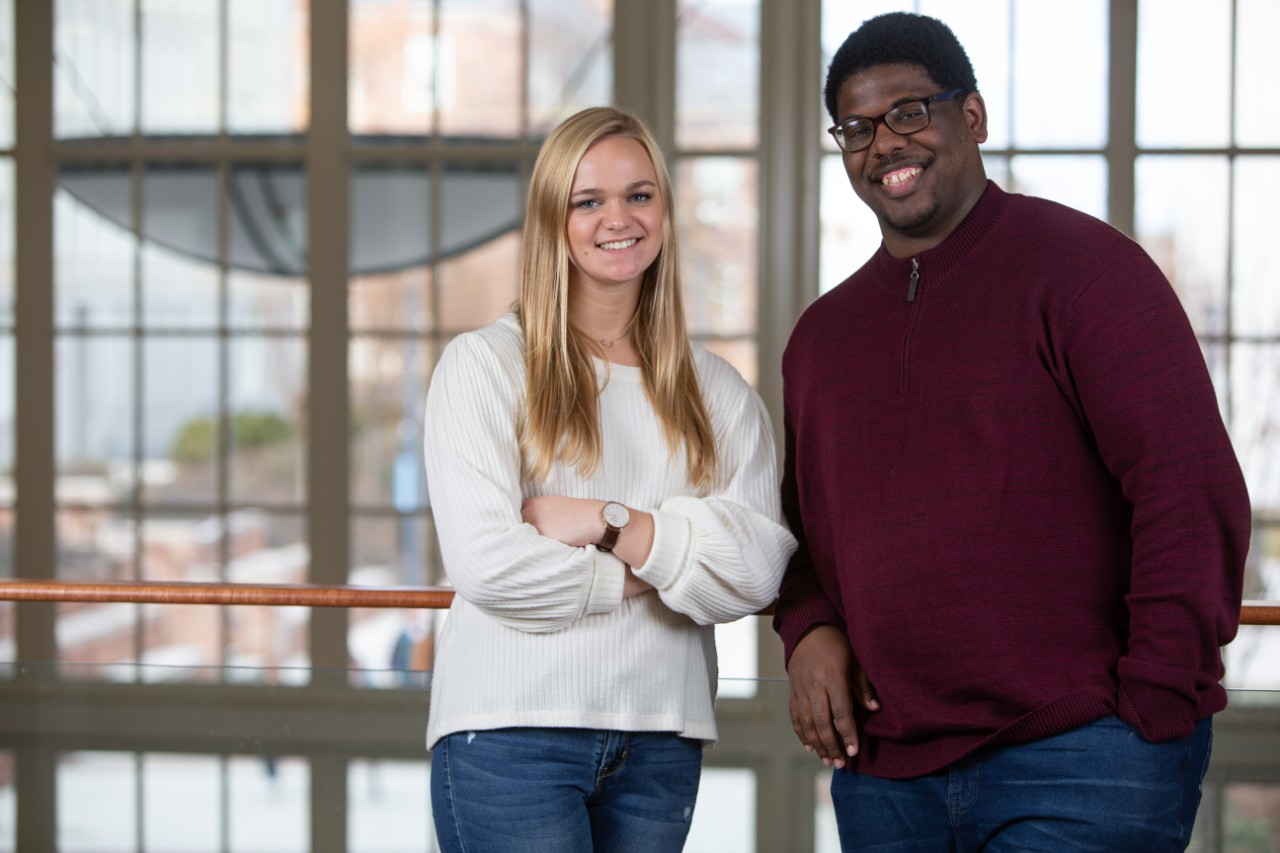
[598,501,630,553]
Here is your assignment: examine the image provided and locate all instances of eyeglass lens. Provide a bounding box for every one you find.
[834,101,932,152]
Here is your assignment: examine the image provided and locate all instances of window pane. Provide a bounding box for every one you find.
[144,163,221,326]
[143,754,220,851]
[439,0,521,139]
[229,337,306,506]
[351,269,433,333]
[56,180,135,329]
[1237,0,1280,147]
[56,336,133,494]
[714,616,758,699]
[228,0,309,134]
[437,231,520,332]
[676,157,757,336]
[1011,0,1106,149]
[699,338,757,390]
[1135,156,1229,338]
[1007,154,1106,221]
[350,337,430,510]
[1223,784,1280,847]
[348,759,433,852]
[1231,343,1279,517]
[230,166,307,278]
[225,514,309,677]
[349,0,434,136]
[677,0,759,150]
[0,752,12,846]
[0,159,12,324]
[819,154,880,294]
[142,337,218,506]
[529,0,612,136]
[228,755,309,851]
[55,0,136,139]
[1137,0,1231,148]
[141,0,219,135]
[58,752,137,851]
[0,0,12,149]
[229,270,308,332]
[686,768,756,852]
[1232,157,1280,337]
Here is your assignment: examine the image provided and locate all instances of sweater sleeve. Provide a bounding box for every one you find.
[1062,252,1250,741]
[632,364,798,625]
[422,331,626,633]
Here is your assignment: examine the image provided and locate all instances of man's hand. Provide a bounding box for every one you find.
[787,624,879,768]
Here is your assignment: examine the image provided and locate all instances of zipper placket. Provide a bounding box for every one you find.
[900,257,921,394]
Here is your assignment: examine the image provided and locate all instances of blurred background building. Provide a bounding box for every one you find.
[0,0,1276,850]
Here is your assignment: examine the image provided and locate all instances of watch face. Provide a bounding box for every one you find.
[603,502,630,527]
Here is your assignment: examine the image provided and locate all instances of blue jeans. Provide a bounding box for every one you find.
[831,715,1212,852]
[430,727,702,853]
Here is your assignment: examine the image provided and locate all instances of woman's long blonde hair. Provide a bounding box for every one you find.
[519,106,717,491]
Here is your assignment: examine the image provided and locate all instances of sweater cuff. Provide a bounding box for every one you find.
[633,509,692,591]
[1115,679,1199,743]
[583,549,626,615]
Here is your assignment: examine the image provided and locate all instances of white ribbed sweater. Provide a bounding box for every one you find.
[422,314,796,748]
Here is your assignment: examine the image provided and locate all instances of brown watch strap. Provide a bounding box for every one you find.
[598,524,621,553]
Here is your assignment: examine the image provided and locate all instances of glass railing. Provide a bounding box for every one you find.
[0,661,1277,853]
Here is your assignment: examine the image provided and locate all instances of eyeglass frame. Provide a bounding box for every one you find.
[827,88,968,153]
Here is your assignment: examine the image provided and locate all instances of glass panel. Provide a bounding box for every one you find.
[676,157,757,336]
[1007,155,1106,221]
[55,0,136,139]
[57,752,138,851]
[699,338,757,390]
[226,513,309,679]
[0,337,11,506]
[228,755,308,851]
[349,0,434,136]
[229,336,306,506]
[920,1,1011,151]
[1232,157,1280,338]
[1011,0,1105,149]
[351,269,433,333]
[142,337,218,506]
[715,616,758,699]
[350,337,430,509]
[677,0,760,151]
[528,0,612,136]
[0,160,12,324]
[1202,341,1228,421]
[437,231,520,332]
[686,768,755,852]
[55,181,135,329]
[1135,156,1229,338]
[141,0,219,135]
[142,226,220,332]
[348,759,432,853]
[56,336,133,495]
[819,154,880,294]
[228,0,310,135]
[229,269,308,332]
[1137,0,1231,149]
[439,0,521,138]
[1236,0,1280,147]
[816,767,839,853]
[228,166,307,277]
[143,754,220,850]
[351,164,429,326]
[1231,344,1279,517]
[1223,783,1280,849]
[142,167,221,328]
[0,0,12,149]
[0,753,11,848]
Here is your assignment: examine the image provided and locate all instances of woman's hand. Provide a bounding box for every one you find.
[522,496,656,597]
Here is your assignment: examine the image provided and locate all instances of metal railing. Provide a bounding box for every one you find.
[0,579,1277,624]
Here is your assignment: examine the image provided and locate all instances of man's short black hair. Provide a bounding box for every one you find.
[824,12,979,123]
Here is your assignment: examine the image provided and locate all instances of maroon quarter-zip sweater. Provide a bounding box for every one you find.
[774,182,1251,780]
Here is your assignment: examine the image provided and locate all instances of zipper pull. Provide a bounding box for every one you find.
[907,258,920,302]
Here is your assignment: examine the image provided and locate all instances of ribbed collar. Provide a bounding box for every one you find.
[868,180,1009,294]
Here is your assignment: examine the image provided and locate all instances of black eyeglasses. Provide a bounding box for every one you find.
[827,88,967,153]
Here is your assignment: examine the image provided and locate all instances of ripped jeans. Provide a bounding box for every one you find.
[430,727,703,853]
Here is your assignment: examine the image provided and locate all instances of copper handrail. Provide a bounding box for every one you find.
[0,580,1276,625]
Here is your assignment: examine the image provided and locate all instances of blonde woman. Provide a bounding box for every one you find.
[422,106,796,852]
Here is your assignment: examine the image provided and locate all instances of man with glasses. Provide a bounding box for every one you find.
[772,12,1250,851]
